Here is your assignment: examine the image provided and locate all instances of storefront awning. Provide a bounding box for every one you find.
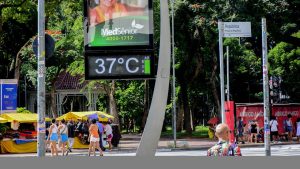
[0,113,38,123]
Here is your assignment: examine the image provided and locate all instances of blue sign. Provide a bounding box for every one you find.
[1,83,18,113]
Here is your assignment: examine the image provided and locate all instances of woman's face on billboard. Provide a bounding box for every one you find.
[101,0,117,7]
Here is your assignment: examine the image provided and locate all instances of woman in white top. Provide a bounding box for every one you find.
[47,119,58,156]
[104,121,113,151]
[58,119,68,156]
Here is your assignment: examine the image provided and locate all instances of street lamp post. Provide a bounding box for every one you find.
[170,0,177,148]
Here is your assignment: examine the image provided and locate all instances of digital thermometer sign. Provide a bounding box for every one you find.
[85,53,155,80]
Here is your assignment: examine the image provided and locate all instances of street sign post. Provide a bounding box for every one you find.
[218,21,252,123]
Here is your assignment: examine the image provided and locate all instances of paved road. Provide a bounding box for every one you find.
[1,144,300,157]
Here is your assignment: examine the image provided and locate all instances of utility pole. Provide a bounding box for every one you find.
[262,18,271,156]
[218,20,225,123]
[37,0,46,157]
[226,46,230,102]
[171,0,177,148]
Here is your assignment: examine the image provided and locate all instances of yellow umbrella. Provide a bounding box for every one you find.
[0,117,8,123]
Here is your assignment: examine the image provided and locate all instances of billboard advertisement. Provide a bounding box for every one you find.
[0,79,18,114]
[85,0,153,50]
[236,104,300,135]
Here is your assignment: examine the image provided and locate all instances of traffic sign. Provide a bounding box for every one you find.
[223,22,252,37]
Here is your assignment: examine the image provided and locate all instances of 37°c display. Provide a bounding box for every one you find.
[85,53,155,80]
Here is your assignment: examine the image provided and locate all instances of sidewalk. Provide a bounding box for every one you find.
[118,134,300,151]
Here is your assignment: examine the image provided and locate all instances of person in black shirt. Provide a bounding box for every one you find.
[250,121,259,143]
[67,120,75,152]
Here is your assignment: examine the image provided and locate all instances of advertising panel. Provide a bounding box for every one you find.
[0,79,18,114]
[85,0,153,50]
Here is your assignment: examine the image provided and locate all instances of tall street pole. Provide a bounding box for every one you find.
[262,18,271,156]
[37,0,46,157]
[218,20,225,123]
[226,46,230,102]
[171,0,177,148]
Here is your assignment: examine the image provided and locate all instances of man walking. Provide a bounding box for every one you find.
[207,123,242,156]
[67,120,75,152]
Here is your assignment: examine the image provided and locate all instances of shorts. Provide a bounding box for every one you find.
[90,136,100,142]
[50,133,58,142]
[286,126,293,132]
[107,134,113,142]
[60,134,68,143]
[271,131,278,136]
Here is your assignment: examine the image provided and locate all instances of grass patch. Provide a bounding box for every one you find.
[161,125,209,139]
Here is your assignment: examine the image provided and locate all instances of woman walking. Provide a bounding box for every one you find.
[88,119,103,156]
[104,121,113,151]
[250,120,259,143]
[285,114,293,141]
[58,119,68,156]
[47,119,58,156]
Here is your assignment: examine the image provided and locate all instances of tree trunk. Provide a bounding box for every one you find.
[210,45,221,118]
[108,81,120,130]
[176,98,184,132]
[141,80,149,132]
[50,87,58,118]
[180,82,192,134]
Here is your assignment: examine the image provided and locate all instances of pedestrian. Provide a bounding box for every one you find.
[296,118,300,143]
[58,119,68,156]
[236,117,244,144]
[207,123,242,156]
[45,121,51,152]
[250,120,259,143]
[103,121,113,151]
[67,120,75,153]
[270,116,279,143]
[96,120,105,151]
[243,123,249,143]
[88,119,104,156]
[285,114,293,141]
[47,119,58,157]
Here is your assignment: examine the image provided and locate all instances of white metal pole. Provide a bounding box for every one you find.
[37,0,46,157]
[218,20,225,123]
[171,0,177,148]
[262,18,271,156]
[226,46,230,102]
